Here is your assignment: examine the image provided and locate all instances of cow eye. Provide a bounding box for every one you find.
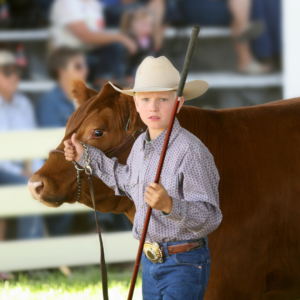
[94,130,103,137]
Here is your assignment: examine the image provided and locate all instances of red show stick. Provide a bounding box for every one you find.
[127,25,201,300]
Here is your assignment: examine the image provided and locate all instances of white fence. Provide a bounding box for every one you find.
[0,128,138,272]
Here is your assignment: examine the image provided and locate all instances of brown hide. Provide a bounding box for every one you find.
[29,82,300,299]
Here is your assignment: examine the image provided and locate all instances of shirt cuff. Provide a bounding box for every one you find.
[160,196,183,221]
[77,149,88,168]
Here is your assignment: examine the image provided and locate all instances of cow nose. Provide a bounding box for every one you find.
[28,180,44,200]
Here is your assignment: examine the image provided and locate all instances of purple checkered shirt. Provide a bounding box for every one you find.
[77,117,223,243]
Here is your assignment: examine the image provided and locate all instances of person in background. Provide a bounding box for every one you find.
[227,0,270,74]
[250,0,281,68]
[49,0,137,87]
[37,47,86,127]
[37,46,132,236]
[36,47,86,238]
[120,6,157,84]
[178,0,270,74]
[0,50,45,280]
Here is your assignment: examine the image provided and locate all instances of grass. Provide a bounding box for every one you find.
[0,265,142,300]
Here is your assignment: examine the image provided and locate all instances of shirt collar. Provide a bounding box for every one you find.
[143,116,181,150]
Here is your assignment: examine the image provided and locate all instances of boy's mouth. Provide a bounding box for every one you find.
[148,116,160,121]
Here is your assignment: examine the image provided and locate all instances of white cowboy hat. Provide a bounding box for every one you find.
[108,56,209,101]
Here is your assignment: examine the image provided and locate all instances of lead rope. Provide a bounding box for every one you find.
[79,141,109,300]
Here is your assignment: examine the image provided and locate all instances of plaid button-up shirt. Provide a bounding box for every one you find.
[78,117,223,243]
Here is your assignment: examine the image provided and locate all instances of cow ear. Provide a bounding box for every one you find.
[71,80,98,106]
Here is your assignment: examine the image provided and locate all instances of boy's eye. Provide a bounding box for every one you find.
[142,98,148,101]
[160,98,167,102]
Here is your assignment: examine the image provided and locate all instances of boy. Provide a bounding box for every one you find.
[64,56,223,299]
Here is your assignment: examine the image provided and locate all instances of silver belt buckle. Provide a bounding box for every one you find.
[143,241,163,263]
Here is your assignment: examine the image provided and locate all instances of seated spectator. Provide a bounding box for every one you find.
[227,0,270,74]
[178,0,270,74]
[250,0,281,67]
[49,0,138,87]
[37,46,132,235]
[120,6,157,84]
[0,50,45,279]
[36,47,87,239]
[37,47,87,127]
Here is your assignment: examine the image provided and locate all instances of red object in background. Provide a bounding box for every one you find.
[16,44,27,67]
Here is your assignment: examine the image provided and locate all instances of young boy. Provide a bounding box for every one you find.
[64,56,223,299]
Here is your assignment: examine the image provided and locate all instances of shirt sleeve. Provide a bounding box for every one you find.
[53,0,85,26]
[161,147,223,234]
[77,144,133,199]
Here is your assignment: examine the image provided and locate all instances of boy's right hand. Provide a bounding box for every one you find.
[63,133,84,162]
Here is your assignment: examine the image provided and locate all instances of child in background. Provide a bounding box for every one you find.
[121,7,157,84]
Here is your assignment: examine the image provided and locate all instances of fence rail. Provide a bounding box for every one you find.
[0,129,138,272]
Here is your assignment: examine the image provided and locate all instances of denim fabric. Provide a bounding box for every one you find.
[141,236,211,300]
[36,85,75,128]
[178,0,231,26]
[89,211,132,232]
[87,43,126,81]
[251,0,281,59]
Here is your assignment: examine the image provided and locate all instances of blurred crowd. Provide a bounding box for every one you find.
[0,0,281,279]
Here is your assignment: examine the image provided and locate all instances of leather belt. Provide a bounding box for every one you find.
[161,238,206,256]
[143,238,206,263]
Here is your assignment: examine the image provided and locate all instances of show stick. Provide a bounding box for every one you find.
[127,25,201,300]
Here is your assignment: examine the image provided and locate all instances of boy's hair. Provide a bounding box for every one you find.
[120,6,157,36]
[47,47,83,80]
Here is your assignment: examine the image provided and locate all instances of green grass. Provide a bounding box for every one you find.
[0,265,142,300]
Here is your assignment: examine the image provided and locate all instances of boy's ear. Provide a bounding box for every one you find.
[133,96,139,113]
[176,96,185,114]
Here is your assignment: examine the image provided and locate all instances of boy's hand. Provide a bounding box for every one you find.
[63,133,84,162]
[144,177,173,214]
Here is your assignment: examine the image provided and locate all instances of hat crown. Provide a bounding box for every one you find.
[134,56,180,89]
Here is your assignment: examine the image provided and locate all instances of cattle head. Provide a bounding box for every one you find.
[28,81,145,222]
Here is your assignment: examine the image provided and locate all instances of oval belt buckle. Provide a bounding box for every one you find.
[143,241,163,263]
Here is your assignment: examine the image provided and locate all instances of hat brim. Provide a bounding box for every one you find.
[108,80,209,101]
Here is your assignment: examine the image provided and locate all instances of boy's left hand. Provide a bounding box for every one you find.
[144,177,173,214]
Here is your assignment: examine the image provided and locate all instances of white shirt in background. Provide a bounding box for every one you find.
[0,93,44,176]
[50,0,105,50]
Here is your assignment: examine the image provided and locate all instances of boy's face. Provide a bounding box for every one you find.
[133,90,184,130]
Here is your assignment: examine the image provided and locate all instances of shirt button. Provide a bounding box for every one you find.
[140,205,143,208]
[145,157,148,160]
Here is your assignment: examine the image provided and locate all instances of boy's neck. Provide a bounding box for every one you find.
[148,125,168,141]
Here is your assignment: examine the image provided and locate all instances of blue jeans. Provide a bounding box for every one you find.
[141,236,211,300]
